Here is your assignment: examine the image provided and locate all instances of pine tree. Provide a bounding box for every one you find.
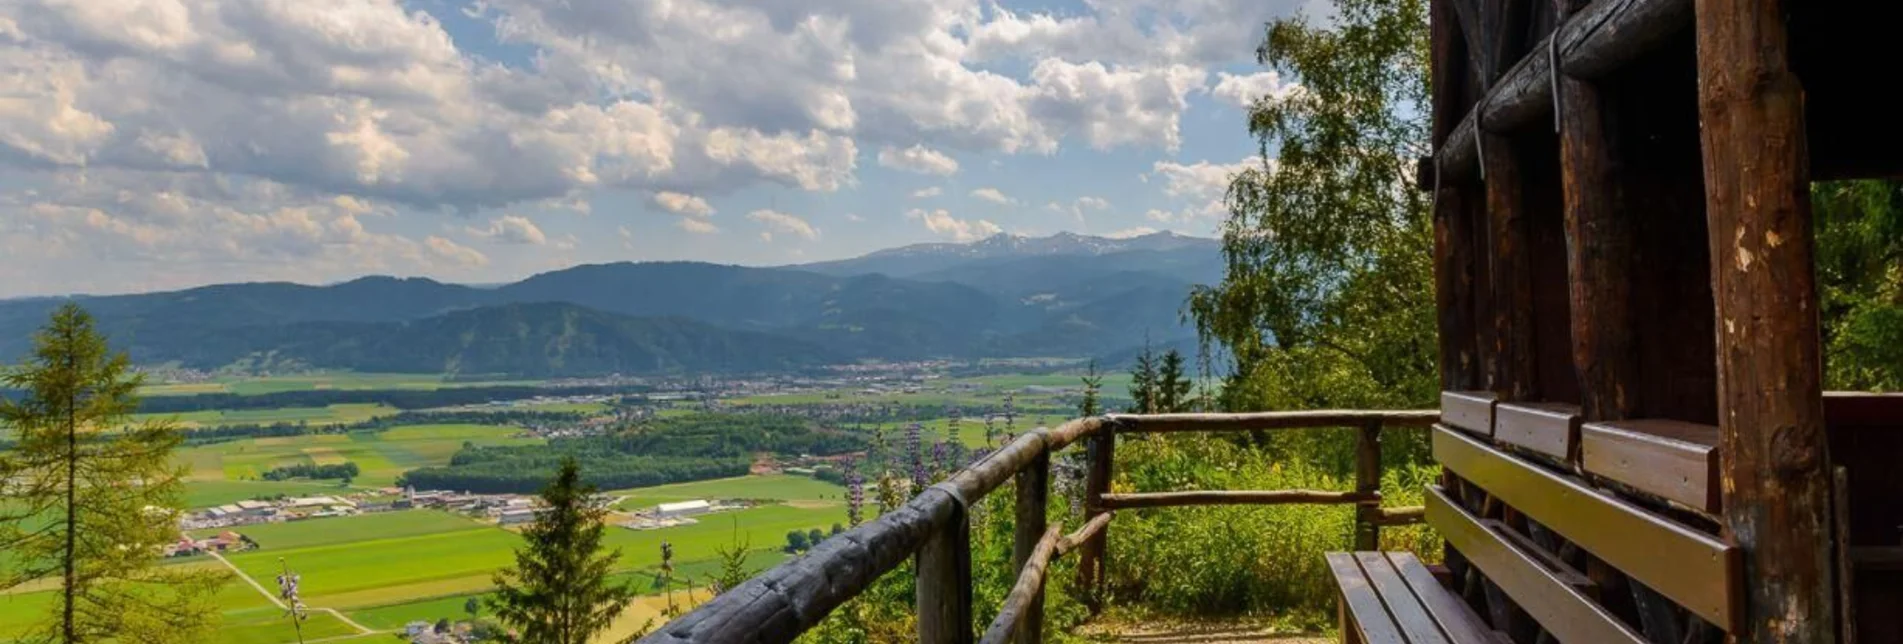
[1157,349,1194,413]
[1079,359,1104,417]
[1129,345,1159,414]
[0,304,224,644]
[489,458,635,644]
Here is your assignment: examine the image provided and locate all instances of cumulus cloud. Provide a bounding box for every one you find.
[747,209,818,240]
[877,145,960,176]
[467,215,549,245]
[653,191,715,217]
[427,236,491,267]
[970,187,1015,205]
[912,186,943,198]
[908,208,1002,242]
[677,217,721,235]
[1211,71,1297,108]
[844,213,865,222]
[1146,156,1263,221]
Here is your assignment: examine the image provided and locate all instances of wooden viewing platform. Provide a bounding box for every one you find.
[640,0,1903,640]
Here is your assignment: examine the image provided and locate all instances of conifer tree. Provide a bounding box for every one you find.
[0,303,224,644]
[489,458,635,644]
[1157,349,1194,413]
[1128,345,1159,414]
[1079,359,1104,417]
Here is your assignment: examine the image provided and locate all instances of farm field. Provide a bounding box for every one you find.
[133,403,397,429]
[139,372,546,397]
[608,474,845,509]
[174,423,542,498]
[192,510,485,550]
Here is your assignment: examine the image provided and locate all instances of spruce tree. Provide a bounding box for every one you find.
[1079,359,1104,417]
[1128,345,1159,414]
[0,303,224,644]
[1156,349,1194,413]
[489,458,635,644]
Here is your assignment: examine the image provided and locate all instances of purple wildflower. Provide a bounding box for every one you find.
[845,457,865,527]
[907,422,927,489]
[932,440,949,476]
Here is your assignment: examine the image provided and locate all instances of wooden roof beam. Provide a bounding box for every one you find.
[1434,0,1692,183]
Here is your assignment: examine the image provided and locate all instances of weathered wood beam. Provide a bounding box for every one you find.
[1696,0,1837,640]
[1011,450,1049,644]
[1055,512,1112,557]
[1371,506,1427,526]
[1099,490,1380,510]
[1107,410,1439,433]
[641,488,960,643]
[1485,135,1538,402]
[918,501,974,644]
[1075,423,1114,612]
[1555,0,1639,423]
[978,524,1064,644]
[1436,0,1693,182]
[1353,423,1383,550]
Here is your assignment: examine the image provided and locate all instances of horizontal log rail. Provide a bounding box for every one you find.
[1435,0,1692,183]
[640,410,1435,644]
[1100,490,1382,510]
[1107,410,1440,433]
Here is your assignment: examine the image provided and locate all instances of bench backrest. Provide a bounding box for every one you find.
[1432,392,1740,642]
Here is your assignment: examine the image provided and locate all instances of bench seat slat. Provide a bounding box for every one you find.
[1491,402,1580,461]
[1385,553,1505,644]
[1433,425,1740,631]
[1580,419,1720,513]
[1426,487,1647,644]
[1354,553,1450,644]
[1327,552,1409,644]
[1441,391,1498,436]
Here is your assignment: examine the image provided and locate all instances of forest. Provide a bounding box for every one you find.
[397,413,868,493]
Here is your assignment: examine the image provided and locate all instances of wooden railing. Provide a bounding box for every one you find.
[638,410,1438,644]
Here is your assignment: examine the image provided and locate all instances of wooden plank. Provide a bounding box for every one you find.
[1478,519,1594,593]
[1425,488,1646,644]
[1492,402,1580,462]
[1441,391,1497,436]
[1579,419,1720,513]
[1387,552,1505,644]
[1108,410,1440,434]
[1696,0,1837,640]
[1100,490,1379,510]
[1355,552,1450,644]
[1438,0,1694,182]
[1012,451,1049,644]
[1327,553,1408,644]
[1055,512,1111,557]
[1432,426,1739,630]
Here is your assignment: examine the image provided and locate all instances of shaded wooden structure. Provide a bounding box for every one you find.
[1424,0,1903,641]
[639,0,1903,641]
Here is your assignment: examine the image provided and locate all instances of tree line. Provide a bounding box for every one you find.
[260,461,360,481]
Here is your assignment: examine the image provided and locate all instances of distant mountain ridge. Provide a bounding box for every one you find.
[0,232,1221,376]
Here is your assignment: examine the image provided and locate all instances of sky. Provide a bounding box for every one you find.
[0,0,1320,297]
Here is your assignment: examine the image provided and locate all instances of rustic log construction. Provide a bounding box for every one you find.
[643,0,1903,640]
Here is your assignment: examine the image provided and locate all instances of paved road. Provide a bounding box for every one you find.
[206,551,381,637]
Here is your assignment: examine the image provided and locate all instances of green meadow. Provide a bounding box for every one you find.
[139,372,546,397]
[174,423,543,497]
[134,403,397,429]
[608,474,845,509]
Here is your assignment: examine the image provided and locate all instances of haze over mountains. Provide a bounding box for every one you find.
[0,232,1221,376]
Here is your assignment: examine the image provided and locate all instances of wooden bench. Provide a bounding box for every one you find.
[1331,404,1744,643]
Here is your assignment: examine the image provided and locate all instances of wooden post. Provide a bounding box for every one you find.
[1483,134,1538,403]
[1554,0,1638,423]
[918,502,973,644]
[1695,0,1838,641]
[1076,424,1114,612]
[1353,422,1382,551]
[1013,450,1049,644]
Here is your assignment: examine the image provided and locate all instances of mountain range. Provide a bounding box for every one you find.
[0,232,1223,376]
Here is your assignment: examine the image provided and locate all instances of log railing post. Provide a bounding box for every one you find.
[918,494,973,644]
[1353,422,1383,551]
[1013,447,1050,644]
[1076,421,1115,612]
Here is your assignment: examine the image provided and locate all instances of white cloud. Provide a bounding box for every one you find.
[1148,156,1263,221]
[1024,61,1207,151]
[907,208,1002,242]
[844,213,865,222]
[970,187,1015,205]
[1211,71,1297,108]
[677,217,721,235]
[747,209,818,240]
[652,191,715,217]
[427,236,490,267]
[912,186,943,198]
[467,215,549,245]
[1105,226,1159,239]
[1075,196,1110,210]
[877,145,960,176]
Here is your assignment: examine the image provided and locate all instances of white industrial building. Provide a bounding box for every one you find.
[655,500,712,518]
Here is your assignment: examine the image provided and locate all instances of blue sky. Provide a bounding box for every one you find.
[0,0,1316,296]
